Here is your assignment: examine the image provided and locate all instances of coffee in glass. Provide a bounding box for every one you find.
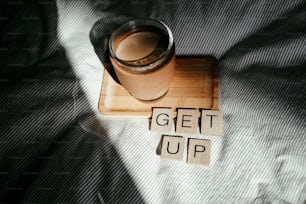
[109,19,175,101]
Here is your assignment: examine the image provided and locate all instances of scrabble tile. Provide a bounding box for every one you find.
[155,136,163,156]
[160,135,185,161]
[187,138,211,166]
[151,108,173,132]
[201,110,224,136]
[176,109,198,134]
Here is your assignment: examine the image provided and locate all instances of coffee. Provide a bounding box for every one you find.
[116,30,161,61]
[109,19,175,101]
[112,26,169,68]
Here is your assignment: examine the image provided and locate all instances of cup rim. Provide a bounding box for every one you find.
[108,18,174,73]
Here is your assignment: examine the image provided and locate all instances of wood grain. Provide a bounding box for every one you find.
[98,56,219,118]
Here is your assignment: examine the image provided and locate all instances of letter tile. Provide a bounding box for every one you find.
[187,138,211,166]
[201,110,224,136]
[151,108,173,132]
[160,135,185,161]
[176,109,198,134]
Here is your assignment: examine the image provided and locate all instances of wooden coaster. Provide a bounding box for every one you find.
[98,56,219,118]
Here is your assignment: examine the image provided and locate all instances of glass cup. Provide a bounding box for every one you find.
[108,18,175,101]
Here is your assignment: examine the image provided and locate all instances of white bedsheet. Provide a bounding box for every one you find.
[55,1,306,203]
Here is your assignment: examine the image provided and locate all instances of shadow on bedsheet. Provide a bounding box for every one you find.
[0,47,145,204]
[218,0,306,120]
[0,1,145,203]
[217,2,306,162]
[0,48,145,204]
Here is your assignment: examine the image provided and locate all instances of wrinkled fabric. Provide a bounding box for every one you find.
[1,0,305,203]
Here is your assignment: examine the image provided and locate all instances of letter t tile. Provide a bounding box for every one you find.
[201,110,224,136]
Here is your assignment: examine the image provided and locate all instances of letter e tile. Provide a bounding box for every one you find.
[176,109,198,134]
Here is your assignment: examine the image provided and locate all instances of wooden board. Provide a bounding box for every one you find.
[98,56,219,118]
